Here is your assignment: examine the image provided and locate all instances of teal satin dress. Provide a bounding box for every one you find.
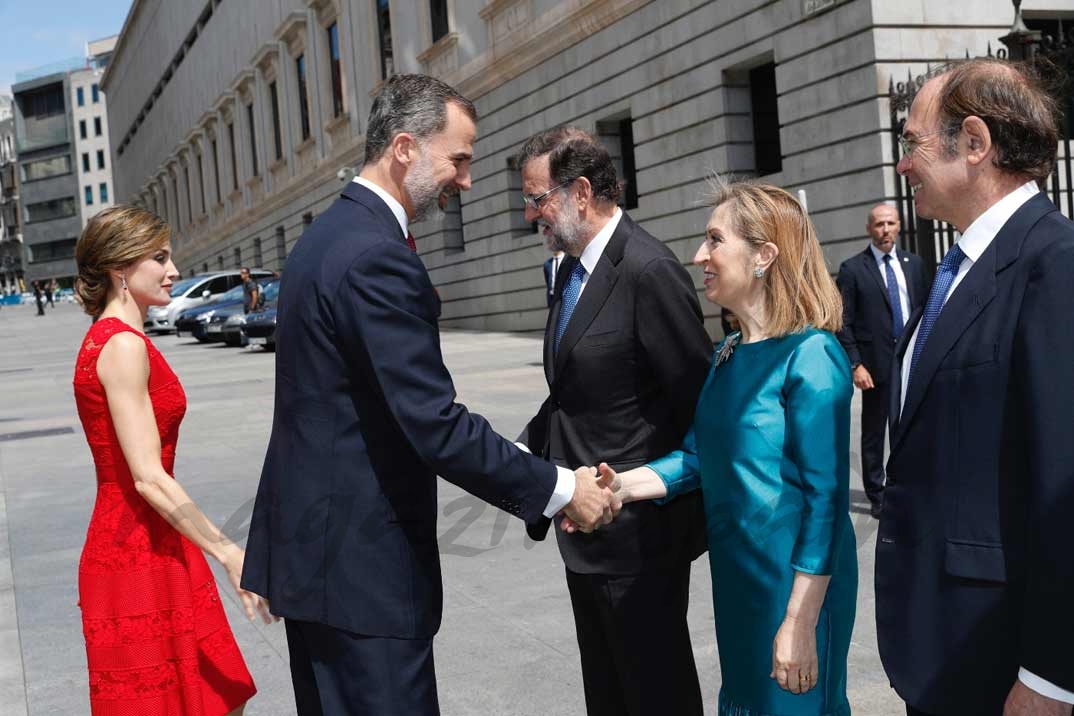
[648,329,857,716]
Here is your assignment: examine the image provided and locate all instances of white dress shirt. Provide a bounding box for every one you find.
[354,176,576,518]
[897,180,1072,704]
[575,208,622,298]
[869,244,911,327]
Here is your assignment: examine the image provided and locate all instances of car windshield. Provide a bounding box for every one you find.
[169,277,201,297]
[260,279,280,302]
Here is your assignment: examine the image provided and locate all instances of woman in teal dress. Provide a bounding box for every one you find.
[599,179,858,715]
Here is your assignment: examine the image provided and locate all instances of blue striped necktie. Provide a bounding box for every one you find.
[883,254,905,337]
[909,244,966,380]
[555,262,587,352]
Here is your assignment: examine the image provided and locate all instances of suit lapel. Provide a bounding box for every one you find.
[552,216,631,377]
[891,193,1055,448]
[553,255,620,375]
[861,249,891,310]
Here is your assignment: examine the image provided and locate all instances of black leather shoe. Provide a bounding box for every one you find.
[869,501,883,519]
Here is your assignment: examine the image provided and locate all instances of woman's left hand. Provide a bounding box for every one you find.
[770,614,819,695]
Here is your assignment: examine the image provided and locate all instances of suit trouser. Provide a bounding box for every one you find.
[566,563,703,716]
[284,618,439,716]
[860,379,890,502]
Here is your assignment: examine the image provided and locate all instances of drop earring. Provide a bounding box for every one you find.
[121,276,128,291]
[753,267,765,279]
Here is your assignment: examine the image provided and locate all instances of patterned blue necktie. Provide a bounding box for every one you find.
[908,243,966,380]
[883,254,905,338]
[555,262,587,352]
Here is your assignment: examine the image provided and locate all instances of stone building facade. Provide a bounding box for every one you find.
[103,0,1069,334]
[0,95,26,293]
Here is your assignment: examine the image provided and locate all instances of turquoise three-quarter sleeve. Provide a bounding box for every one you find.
[646,427,701,505]
[784,334,853,575]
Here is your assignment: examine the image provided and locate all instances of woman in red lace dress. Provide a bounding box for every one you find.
[72,206,272,715]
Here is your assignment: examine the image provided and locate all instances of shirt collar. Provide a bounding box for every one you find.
[353,176,409,238]
[577,208,623,275]
[869,243,898,265]
[955,180,1039,263]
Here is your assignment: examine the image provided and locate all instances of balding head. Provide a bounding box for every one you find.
[932,58,1058,180]
[866,203,900,253]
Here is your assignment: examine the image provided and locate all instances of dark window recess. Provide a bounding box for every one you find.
[296,54,312,141]
[85,185,93,205]
[253,237,263,267]
[227,122,238,190]
[184,166,194,222]
[211,139,221,204]
[76,87,84,107]
[375,1,393,80]
[82,153,91,173]
[276,225,286,262]
[194,153,205,214]
[269,81,283,161]
[30,238,77,262]
[430,1,449,43]
[94,116,102,136]
[246,103,259,176]
[596,116,639,210]
[202,262,209,274]
[217,255,224,270]
[234,246,241,268]
[26,197,76,222]
[506,156,538,237]
[99,182,108,203]
[79,120,87,139]
[328,22,345,117]
[442,193,464,253]
[21,84,64,119]
[91,83,99,103]
[749,62,782,176]
[97,150,105,170]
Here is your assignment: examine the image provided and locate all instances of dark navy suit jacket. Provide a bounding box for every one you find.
[241,181,558,639]
[835,246,928,383]
[876,193,1074,712]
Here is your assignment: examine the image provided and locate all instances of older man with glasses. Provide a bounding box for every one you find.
[515,126,713,716]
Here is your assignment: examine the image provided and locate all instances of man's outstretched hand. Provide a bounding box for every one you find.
[560,463,622,534]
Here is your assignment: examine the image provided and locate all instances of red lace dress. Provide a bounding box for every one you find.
[73,318,256,715]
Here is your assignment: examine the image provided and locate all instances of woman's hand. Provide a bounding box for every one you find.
[222,545,277,625]
[770,614,819,695]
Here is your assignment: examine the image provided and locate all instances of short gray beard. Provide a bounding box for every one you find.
[404,153,443,224]
[544,195,586,255]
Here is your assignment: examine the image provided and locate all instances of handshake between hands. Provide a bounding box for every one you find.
[560,463,623,534]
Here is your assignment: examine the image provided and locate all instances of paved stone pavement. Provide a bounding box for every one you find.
[0,300,903,715]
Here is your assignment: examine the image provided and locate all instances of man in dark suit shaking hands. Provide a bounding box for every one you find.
[877,58,1074,715]
[516,127,712,715]
[836,204,927,518]
[241,76,618,716]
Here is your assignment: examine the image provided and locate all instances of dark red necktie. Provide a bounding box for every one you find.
[406,233,417,253]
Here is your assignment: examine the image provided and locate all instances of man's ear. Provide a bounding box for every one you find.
[962,116,992,166]
[573,176,593,211]
[390,132,418,166]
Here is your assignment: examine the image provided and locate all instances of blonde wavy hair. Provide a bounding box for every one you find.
[706,176,842,336]
[75,205,171,317]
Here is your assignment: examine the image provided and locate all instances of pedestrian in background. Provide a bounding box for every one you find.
[240,267,259,314]
[835,204,927,518]
[32,281,44,316]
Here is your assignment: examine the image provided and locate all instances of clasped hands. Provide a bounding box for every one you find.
[559,463,623,534]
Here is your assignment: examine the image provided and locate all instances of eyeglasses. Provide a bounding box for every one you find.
[522,180,572,210]
[898,129,947,159]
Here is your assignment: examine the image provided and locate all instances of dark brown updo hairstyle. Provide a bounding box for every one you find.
[75,205,171,317]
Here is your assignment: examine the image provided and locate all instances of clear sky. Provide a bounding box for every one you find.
[0,0,134,96]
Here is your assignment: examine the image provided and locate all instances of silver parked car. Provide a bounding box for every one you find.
[144,269,273,334]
